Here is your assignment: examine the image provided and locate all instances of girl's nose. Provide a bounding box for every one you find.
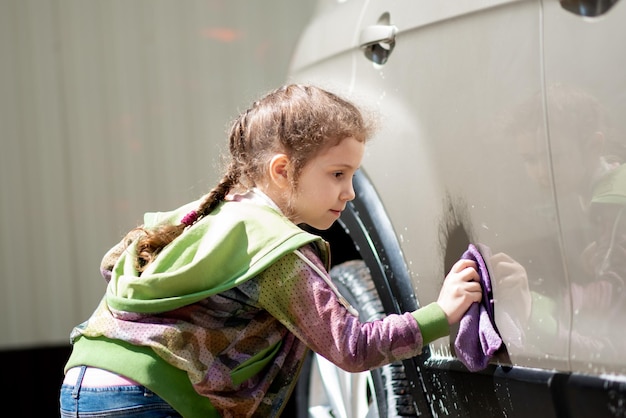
[342,182,356,201]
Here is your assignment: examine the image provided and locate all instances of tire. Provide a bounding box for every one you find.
[295,260,417,418]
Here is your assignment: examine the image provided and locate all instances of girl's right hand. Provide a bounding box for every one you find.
[436,259,482,325]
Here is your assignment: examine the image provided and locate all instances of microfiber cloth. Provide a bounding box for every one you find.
[453,243,503,371]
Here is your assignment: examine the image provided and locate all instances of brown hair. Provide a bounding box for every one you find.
[132,84,373,271]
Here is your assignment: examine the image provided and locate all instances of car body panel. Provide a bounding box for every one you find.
[288,0,367,88]
[289,0,626,415]
[352,0,571,370]
[542,0,626,375]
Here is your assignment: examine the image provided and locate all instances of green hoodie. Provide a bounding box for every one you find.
[65,197,326,417]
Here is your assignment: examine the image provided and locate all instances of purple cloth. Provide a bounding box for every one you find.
[453,243,502,371]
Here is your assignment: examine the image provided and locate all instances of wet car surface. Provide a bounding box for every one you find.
[287,0,626,417]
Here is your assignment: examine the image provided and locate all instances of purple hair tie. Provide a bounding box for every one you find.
[180,210,198,227]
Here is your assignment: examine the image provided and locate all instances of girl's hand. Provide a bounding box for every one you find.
[436,259,482,325]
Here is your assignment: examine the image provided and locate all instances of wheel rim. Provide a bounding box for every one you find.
[306,353,378,418]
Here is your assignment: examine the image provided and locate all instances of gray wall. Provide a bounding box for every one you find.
[0,0,315,349]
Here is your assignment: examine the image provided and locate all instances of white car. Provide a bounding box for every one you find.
[287,0,626,417]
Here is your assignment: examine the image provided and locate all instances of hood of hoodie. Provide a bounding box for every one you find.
[105,198,324,314]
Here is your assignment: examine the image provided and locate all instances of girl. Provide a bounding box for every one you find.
[60,84,481,418]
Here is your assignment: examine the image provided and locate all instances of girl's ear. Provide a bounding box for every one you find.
[268,154,290,189]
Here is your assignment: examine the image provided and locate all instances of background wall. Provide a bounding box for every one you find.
[0,0,315,413]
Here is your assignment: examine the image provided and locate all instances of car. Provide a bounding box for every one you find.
[286,0,626,417]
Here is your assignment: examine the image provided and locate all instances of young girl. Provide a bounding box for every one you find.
[60,84,481,418]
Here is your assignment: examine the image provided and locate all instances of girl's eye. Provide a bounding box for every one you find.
[333,172,344,178]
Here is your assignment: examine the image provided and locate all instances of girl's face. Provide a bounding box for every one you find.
[290,136,365,230]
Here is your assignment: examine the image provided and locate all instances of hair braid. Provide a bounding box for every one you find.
[197,166,240,219]
[131,166,240,273]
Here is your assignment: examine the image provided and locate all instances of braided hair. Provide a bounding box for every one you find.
[132,84,373,272]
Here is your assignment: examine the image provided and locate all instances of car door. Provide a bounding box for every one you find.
[351,0,570,416]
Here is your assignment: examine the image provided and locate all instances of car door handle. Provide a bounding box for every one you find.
[359,24,397,65]
[359,24,398,48]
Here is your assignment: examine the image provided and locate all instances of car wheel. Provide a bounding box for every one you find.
[295,260,417,418]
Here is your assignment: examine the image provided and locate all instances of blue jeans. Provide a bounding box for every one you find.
[59,366,182,417]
